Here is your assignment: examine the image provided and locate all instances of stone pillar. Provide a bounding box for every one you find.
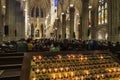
[56,18,61,40]
[15,1,20,40]
[118,0,120,41]
[61,13,66,40]
[116,0,120,41]
[6,0,16,40]
[5,0,25,41]
[108,0,120,41]
[16,1,25,40]
[69,6,75,40]
[108,0,112,41]
[0,0,3,43]
[113,0,117,41]
[81,0,89,40]
[54,20,57,40]
[78,17,82,40]
[77,23,80,40]
[91,8,97,40]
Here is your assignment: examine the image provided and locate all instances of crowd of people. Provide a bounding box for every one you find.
[0,38,120,53]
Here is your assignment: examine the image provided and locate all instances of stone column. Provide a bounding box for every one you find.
[113,0,119,41]
[81,0,89,40]
[111,0,116,41]
[56,18,61,40]
[6,0,16,40]
[78,17,82,40]
[69,6,75,40]
[108,0,120,41]
[0,0,3,43]
[91,8,97,40]
[61,13,66,40]
[118,0,120,41]
[15,1,20,40]
[116,0,120,41]
[108,0,112,41]
[54,20,57,40]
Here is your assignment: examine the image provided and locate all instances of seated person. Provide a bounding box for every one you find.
[50,43,60,52]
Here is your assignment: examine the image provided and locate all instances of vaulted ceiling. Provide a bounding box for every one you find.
[28,0,99,18]
[28,0,51,14]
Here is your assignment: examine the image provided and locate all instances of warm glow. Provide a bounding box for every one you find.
[70,4,74,7]
[60,67,63,71]
[59,73,62,78]
[42,69,46,73]
[64,73,68,77]
[81,76,84,80]
[99,55,104,59]
[48,68,52,72]
[52,74,56,79]
[65,67,69,71]
[108,69,112,72]
[2,5,6,9]
[38,56,42,59]
[54,68,58,72]
[33,56,37,60]
[76,13,79,16]
[96,75,100,78]
[88,5,92,9]
[57,55,62,59]
[61,12,64,15]
[32,77,36,80]
[36,68,40,73]
[70,72,74,77]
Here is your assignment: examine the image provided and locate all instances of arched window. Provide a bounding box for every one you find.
[98,0,108,25]
[31,7,34,17]
[40,9,44,18]
[36,7,39,17]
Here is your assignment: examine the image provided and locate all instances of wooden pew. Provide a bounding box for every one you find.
[0,52,24,80]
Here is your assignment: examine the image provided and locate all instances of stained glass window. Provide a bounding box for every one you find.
[54,0,58,7]
[98,0,108,25]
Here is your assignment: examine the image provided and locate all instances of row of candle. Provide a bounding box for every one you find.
[30,53,120,80]
[33,60,115,67]
[31,72,120,80]
[32,57,114,67]
[32,54,111,61]
[32,62,119,70]
[33,66,120,74]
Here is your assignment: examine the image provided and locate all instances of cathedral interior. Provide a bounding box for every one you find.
[0,0,120,80]
[0,0,120,42]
